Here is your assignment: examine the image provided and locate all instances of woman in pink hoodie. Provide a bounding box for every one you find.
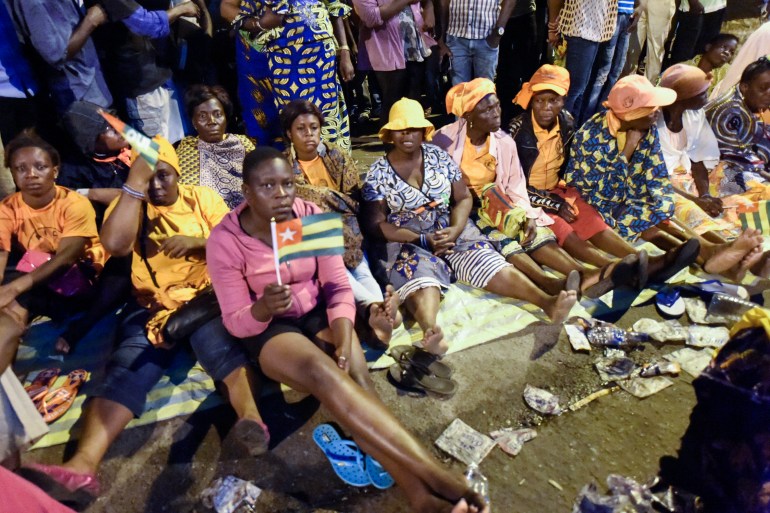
[206,146,488,513]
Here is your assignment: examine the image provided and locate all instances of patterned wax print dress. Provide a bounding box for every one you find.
[564,112,676,240]
[362,144,511,301]
[238,0,351,152]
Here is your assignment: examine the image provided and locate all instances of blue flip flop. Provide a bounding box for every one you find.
[313,424,371,487]
[365,454,395,489]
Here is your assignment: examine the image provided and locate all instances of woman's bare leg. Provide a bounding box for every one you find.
[404,287,447,355]
[640,225,684,251]
[561,233,615,267]
[0,312,24,374]
[506,253,565,295]
[587,229,638,258]
[257,335,482,512]
[483,266,578,322]
[220,365,265,424]
[529,241,587,276]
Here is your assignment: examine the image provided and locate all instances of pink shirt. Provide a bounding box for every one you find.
[207,198,355,339]
[433,119,554,227]
[353,0,428,71]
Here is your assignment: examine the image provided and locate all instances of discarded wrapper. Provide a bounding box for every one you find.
[594,356,635,382]
[638,361,681,378]
[618,376,673,398]
[489,427,537,457]
[565,324,592,352]
[685,325,730,348]
[631,318,687,343]
[663,347,712,377]
[523,384,563,415]
[572,474,677,513]
[684,297,730,325]
[201,475,261,513]
[435,418,496,466]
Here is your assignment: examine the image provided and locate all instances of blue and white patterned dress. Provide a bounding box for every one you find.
[362,144,511,300]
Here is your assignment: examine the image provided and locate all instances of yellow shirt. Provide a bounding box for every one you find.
[0,185,106,268]
[298,156,336,188]
[529,114,563,190]
[460,136,497,197]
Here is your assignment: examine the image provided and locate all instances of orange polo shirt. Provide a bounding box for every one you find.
[460,136,497,197]
[529,114,563,191]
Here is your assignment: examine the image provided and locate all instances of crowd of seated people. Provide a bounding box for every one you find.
[1,0,770,511]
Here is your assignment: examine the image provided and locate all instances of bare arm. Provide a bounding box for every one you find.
[691,161,710,197]
[99,159,153,257]
[331,15,355,82]
[85,188,122,206]
[360,199,421,243]
[220,0,240,22]
[66,5,107,60]
[167,1,201,24]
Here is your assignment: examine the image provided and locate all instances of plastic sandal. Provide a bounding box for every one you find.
[649,239,700,284]
[312,425,371,487]
[365,454,395,490]
[389,345,453,379]
[388,363,458,397]
[38,369,88,423]
[25,368,61,402]
[656,288,685,317]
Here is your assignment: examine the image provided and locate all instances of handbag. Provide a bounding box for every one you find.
[17,250,94,297]
[138,203,221,345]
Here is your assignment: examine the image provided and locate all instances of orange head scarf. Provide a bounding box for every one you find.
[445,78,497,117]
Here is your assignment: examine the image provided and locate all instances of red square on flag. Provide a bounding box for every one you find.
[274,218,303,249]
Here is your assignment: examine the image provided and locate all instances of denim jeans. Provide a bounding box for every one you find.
[446,34,499,85]
[346,256,385,309]
[563,36,601,123]
[583,13,633,123]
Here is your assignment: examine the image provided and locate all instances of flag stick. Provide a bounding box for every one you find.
[270,217,283,285]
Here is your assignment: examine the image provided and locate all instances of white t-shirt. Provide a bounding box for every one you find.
[679,0,727,14]
[656,109,720,174]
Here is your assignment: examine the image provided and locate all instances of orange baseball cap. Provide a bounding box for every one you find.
[605,75,677,115]
[514,64,570,108]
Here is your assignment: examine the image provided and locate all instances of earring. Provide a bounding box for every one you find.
[469,120,473,129]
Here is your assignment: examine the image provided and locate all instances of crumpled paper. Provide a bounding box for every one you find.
[565,323,592,352]
[663,347,713,377]
[685,325,730,348]
[632,318,687,343]
[201,475,261,513]
[489,427,537,456]
[594,356,636,381]
[572,474,675,513]
[684,297,730,325]
[523,384,563,415]
[619,376,674,398]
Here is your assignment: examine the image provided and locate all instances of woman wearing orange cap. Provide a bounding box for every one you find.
[361,98,578,355]
[566,74,764,278]
[433,78,644,297]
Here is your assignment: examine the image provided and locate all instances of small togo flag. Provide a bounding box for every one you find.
[271,213,345,264]
[99,110,160,169]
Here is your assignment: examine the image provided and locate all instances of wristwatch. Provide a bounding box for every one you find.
[494,26,505,36]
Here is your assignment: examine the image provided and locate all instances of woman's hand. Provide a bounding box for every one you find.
[521,219,538,246]
[159,235,205,259]
[557,202,577,223]
[253,283,292,321]
[125,157,154,193]
[0,275,31,310]
[428,226,460,256]
[335,343,351,372]
[695,195,724,217]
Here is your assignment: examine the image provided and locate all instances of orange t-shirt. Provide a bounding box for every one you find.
[529,114,563,191]
[298,156,336,188]
[0,185,106,268]
[460,136,497,197]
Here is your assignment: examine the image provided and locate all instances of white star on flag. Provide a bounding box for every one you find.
[279,227,297,243]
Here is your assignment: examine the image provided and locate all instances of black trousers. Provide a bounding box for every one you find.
[496,12,540,126]
[664,8,726,69]
[374,61,426,126]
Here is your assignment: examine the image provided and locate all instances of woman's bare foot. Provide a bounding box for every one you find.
[423,325,448,355]
[368,303,394,346]
[383,284,403,328]
[704,229,763,274]
[724,246,765,281]
[750,250,770,279]
[577,267,602,291]
[544,290,578,323]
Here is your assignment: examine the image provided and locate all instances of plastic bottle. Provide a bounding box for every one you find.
[464,463,490,507]
[706,293,758,321]
[586,326,649,347]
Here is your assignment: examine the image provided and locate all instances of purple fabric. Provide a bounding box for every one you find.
[123,6,170,39]
[353,0,426,71]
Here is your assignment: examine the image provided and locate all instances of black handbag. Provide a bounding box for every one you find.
[139,204,222,345]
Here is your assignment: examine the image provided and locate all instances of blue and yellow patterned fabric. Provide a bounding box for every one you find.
[237,0,351,151]
[564,112,676,240]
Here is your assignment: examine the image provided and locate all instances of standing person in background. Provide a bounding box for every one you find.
[223,0,354,152]
[89,0,205,141]
[581,0,640,122]
[436,0,516,86]
[547,0,618,124]
[495,0,541,125]
[634,0,675,81]
[8,0,112,114]
[664,0,728,68]
[353,0,435,126]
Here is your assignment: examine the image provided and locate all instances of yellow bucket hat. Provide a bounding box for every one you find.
[378,98,435,141]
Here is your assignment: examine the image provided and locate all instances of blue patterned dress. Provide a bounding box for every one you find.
[362,144,511,300]
[237,0,351,151]
[564,112,676,240]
